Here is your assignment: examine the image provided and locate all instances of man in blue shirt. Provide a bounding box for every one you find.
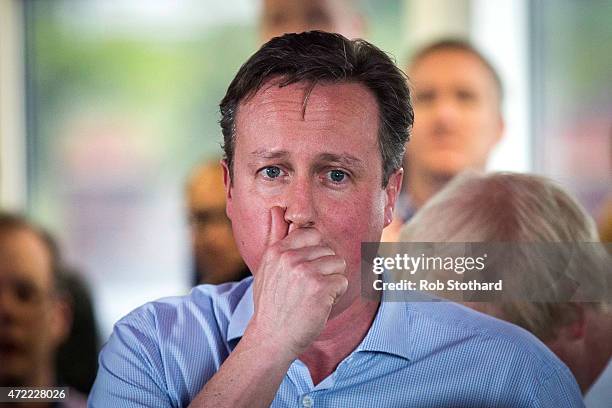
[90,31,584,407]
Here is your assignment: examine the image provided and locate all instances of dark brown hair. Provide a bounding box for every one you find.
[220,31,413,186]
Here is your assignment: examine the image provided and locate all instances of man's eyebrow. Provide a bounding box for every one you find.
[248,150,366,170]
[249,149,290,160]
[315,153,365,169]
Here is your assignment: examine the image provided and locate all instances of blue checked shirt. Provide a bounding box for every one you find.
[89,277,584,407]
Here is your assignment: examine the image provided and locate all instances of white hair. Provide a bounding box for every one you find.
[401,171,598,243]
[400,171,610,340]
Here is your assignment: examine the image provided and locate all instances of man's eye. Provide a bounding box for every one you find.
[456,89,477,102]
[260,166,283,179]
[327,169,347,183]
[15,281,39,304]
[416,90,435,104]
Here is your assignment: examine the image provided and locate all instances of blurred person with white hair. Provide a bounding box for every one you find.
[399,172,612,399]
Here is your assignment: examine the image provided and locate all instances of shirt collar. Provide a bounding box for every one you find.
[396,192,417,222]
[356,295,413,360]
[226,282,254,343]
[225,280,413,360]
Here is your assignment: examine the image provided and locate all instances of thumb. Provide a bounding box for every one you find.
[267,206,288,246]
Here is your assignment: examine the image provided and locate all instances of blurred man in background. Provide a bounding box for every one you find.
[186,161,249,284]
[260,0,364,42]
[383,39,504,240]
[0,213,87,407]
[400,172,612,396]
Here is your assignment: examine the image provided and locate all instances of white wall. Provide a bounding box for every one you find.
[471,0,531,173]
[0,0,27,210]
[403,0,531,173]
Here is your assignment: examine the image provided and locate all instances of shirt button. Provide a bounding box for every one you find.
[302,395,314,407]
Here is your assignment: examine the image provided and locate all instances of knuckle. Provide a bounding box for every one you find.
[313,246,333,260]
[281,250,299,266]
[321,246,336,257]
[331,256,346,268]
[325,256,346,273]
[310,274,326,290]
[332,274,348,291]
[339,275,349,290]
[293,261,311,278]
[304,227,322,241]
[267,243,283,259]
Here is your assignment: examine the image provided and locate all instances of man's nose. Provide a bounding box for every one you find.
[284,176,316,232]
[432,96,460,129]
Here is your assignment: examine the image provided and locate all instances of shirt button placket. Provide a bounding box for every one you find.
[301,395,314,407]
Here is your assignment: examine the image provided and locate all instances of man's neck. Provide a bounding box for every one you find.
[299,298,380,386]
[584,313,612,392]
[405,169,453,209]
[547,312,612,393]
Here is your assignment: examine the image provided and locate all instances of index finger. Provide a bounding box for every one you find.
[267,206,289,246]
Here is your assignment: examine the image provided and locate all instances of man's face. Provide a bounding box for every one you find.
[224,81,400,309]
[187,165,244,284]
[407,49,504,179]
[260,0,361,42]
[0,229,67,386]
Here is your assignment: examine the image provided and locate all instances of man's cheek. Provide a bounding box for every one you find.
[328,207,371,256]
[232,210,269,272]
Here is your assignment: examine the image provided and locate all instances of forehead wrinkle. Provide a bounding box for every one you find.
[302,83,376,120]
[249,149,290,160]
[236,99,303,148]
[240,81,377,126]
[235,82,381,166]
[238,103,360,144]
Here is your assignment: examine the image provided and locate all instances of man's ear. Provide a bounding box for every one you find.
[563,304,587,340]
[545,304,587,367]
[384,168,403,228]
[548,304,587,349]
[494,113,505,146]
[221,159,233,219]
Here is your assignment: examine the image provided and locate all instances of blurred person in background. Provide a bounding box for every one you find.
[260,0,364,42]
[37,230,101,395]
[186,161,249,284]
[54,269,101,395]
[399,172,612,398]
[382,39,504,241]
[0,213,87,407]
[598,196,612,245]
